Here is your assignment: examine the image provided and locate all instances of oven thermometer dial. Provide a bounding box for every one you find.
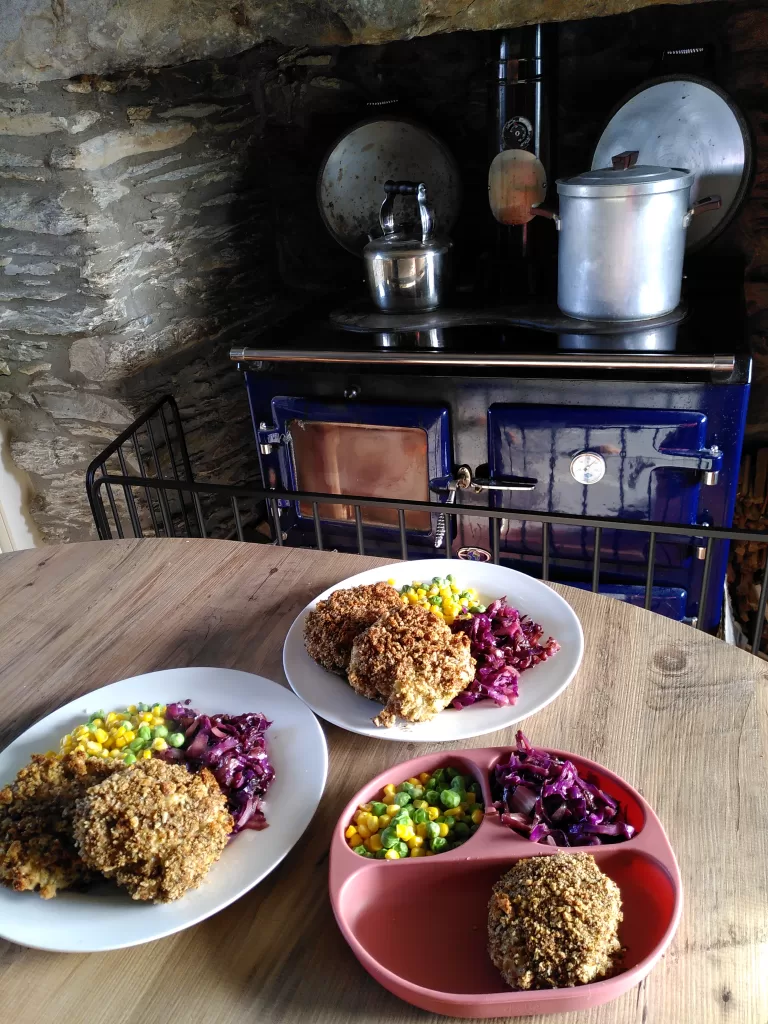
[570,451,606,485]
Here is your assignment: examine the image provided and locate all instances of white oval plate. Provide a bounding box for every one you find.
[283,559,584,742]
[0,667,327,952]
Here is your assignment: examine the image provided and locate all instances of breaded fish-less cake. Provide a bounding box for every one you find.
[488,854,623,990]
[0,752,124,899]
[348,603,475,726]
[74,758,232,903]
[303,582,402,675]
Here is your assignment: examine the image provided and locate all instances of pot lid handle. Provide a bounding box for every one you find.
[611,150,640,170]
[380,180,434,242]
[692,194,723,215]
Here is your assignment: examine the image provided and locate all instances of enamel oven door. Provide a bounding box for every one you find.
[257,397,451,552]
[487,406,721,573]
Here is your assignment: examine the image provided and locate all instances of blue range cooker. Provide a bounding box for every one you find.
[231,292,750,631]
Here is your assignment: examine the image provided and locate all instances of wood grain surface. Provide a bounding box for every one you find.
[0,539,766,1024]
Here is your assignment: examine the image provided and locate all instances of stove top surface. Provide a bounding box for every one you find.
[232,288,750,383]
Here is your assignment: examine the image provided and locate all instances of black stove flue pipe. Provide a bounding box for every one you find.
[492,23,556,303]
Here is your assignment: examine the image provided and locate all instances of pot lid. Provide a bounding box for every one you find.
[364,234,452,258]
[558,164,694,198]
[591,76,753,251]
[317,118,461,255]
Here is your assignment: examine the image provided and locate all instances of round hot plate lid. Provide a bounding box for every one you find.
[592,75,753,251]
[317,117,461,255]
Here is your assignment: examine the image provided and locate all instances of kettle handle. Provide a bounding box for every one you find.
[380,180,434,242]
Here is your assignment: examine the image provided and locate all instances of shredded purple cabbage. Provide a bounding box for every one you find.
[491,731,635,847]
[160,700,275,834]
[450,598,560,709]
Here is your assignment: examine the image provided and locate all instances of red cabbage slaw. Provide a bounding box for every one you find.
[491,731,635,847]
[451,598,560,709]
[160,701,275,833]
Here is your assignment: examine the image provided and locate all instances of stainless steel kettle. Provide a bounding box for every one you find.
[363,181,452,313]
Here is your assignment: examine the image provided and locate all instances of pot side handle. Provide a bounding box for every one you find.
[530,206,561,229]
[683,194,722,228]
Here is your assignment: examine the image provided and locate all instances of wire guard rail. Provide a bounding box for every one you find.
[86,395,768,655]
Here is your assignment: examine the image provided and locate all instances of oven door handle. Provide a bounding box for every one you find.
[470,476,537,493]
[430,468,537,495]
[655,445,723,485]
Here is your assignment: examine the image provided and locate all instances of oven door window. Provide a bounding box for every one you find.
[268,398,451,534]
[290,420,431,529]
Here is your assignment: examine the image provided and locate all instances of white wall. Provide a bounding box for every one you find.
[0,419,42,551]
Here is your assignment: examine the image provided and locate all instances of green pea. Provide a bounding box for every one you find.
[380,826,399,849]
[432,576,443,584]
[123,751,137,765]
[137,703,149,713]
[88,710,106,723]
[470,823,480,834]
[395,790,411,806]
[432,769,447,783]
[397,781,415,795]
[447,574,456,583]
[392,812,411,827]
[446,767,460,779]
[469,782,482,798]
[426,821,440,839]
[138,725,152,741]
[129,737,147,752]
[412,808,428,824]
[394,840,407,858]
[430,836,449,853]
[453,821,471,837]
[427,776,438,790]
[168,732,185,748]
[474,604,487,613]
[353,844,368,856]
[440,789,461,808]
[425,790,440,806]
[370,801,387,817]
[375,849,387,859]
[430,595,443,606]
[450,775,465,793]
[151,725,169,740]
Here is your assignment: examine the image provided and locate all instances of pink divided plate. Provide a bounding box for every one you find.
[329,748,682,1018]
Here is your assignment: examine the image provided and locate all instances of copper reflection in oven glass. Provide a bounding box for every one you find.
[289,420,431,530]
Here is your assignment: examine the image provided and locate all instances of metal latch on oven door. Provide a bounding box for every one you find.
[257,421,293,506]
[655,444,724,485]
[430,466,537,547]
[430,466,538,497]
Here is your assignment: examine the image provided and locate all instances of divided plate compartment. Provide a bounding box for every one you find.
[329,748,682,1018]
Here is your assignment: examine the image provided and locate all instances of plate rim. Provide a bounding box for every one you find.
[283,559,584,743]
[0,666,328,953]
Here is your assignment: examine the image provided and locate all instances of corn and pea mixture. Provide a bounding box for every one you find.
[390,574,485,626]
[345,767,485,859]
[59,703,186,766]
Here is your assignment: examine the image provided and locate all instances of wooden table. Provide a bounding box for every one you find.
[0,539,766,1024]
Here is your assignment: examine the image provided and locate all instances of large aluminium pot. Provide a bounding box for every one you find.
[541,155,720,321]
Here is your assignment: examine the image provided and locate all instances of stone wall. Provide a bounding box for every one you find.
[1,1,768,543]
[0,0,713,85]
[0,56,284,540]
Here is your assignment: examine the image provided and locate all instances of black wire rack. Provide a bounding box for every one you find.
[86,395,768,654]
